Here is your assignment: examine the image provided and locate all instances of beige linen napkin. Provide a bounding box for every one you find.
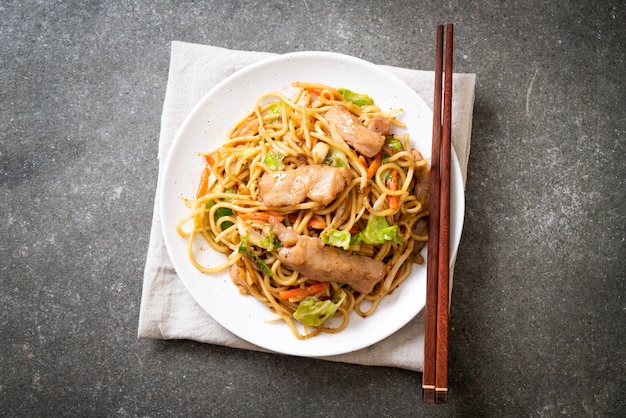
[138,41,476,371]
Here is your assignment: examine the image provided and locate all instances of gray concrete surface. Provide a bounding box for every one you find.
[1,1,624,416]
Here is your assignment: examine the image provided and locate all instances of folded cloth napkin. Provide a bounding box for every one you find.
[138,41,476,372]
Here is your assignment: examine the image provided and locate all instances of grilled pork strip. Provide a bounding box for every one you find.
[257,164,351,207]
[269,218,386,294]
[325,105,386,157]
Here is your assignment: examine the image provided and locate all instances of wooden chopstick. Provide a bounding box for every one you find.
[422,23,443,405]
[423,23,453,404]
[436,22,454,404]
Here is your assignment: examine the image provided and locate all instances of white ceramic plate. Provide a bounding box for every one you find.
[160,51,464,357]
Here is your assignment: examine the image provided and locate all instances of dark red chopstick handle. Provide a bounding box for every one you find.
[435,22,453,404]
[422,24,444,404]
[423,23,453,404]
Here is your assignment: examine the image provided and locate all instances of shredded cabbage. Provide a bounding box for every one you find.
[269,101,287,114]
[263,149,285,171]
[293,289,346,327]
[205,188,235,229]
[321,217,402,250]
[320,229,352,250]
[354,216,402,245]
[385,137,403,151]
[237,223,281,251]
[338,88,374,106]
[323,147,348,168]
[237,236,274,277]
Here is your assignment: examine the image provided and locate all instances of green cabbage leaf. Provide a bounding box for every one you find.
[293,289,347,327]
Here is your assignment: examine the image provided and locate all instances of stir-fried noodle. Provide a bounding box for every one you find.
[177,83,430,339]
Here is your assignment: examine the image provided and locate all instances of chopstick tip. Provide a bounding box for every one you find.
[422,388,436,404]
[435,388,448,404]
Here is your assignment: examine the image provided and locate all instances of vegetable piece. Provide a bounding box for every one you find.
[311,141,330,164]
[354,216,402,245]
[385,137,403,151]
[238,238,273,277]
[307,218,327,230]
[278,282,329,300]
[366,151,384,179]
[293,289,347,327]
[269,101,287,114]
[387,195,400,211]
[320,229,352,250]
[338,88,374,106]
[205,187,237,230]
[195,166,211,198]
[214,206,234,229]
[323,147,349,168]
[238,221,281,251]
[259,230,281,251]
[240,212,284,223]
[263,149,285,171]
[305,87,323,96]
[205,187,236,229]
[204,154,215,167]
[386,169,400,210]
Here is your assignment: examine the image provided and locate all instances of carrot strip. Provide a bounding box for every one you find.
[388,195,400,210]
[387,169,400,210]
[391,169,399,186]
[195,166,211,198]
[278,282,329,300]
[240,212,284,222]
[308,218,327,229]
[204,154,215,167]
[306,87,323,96]
[367,151,384,179]
[358,155,367,168]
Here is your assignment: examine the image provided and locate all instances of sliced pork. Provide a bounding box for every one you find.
[257,164,351,207]
[269,218,386,294]
[325,105,385,157]
[367,115,392,135]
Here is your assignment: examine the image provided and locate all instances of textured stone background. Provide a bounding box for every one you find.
[1,1,624,416]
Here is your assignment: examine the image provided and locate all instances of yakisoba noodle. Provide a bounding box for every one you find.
[177,82,430,340]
